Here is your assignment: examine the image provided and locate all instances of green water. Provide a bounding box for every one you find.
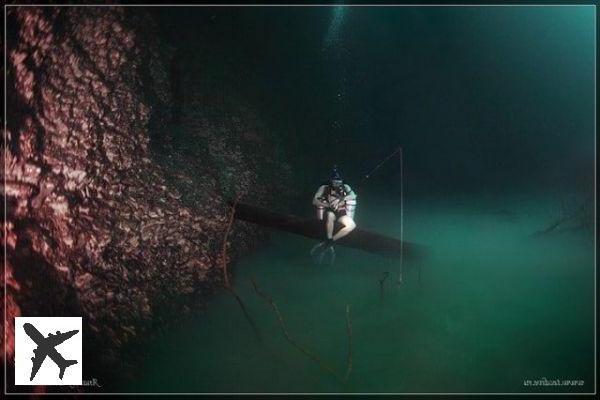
[121,6,595,394]
[126,192,594,393]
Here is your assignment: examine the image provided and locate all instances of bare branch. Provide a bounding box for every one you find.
[344,304,353,381]
[250,278,345,384]
[219,196,261,341]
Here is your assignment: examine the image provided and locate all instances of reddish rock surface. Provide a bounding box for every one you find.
[3,6,291,391]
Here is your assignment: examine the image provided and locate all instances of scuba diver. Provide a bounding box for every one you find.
[310,166,357,264]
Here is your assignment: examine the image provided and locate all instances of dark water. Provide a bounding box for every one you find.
[130,5,595,393]
[125,191,594,393]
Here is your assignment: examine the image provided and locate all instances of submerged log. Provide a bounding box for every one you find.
[233,202,426,260]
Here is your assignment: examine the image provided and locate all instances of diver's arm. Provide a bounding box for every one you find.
[342,184,357,219]
[343,184,357,201]
[313,185,327,207]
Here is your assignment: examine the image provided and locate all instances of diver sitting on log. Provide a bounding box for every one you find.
[310,166,357,264]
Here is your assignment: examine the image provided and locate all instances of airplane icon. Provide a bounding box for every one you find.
[23,322,79,381]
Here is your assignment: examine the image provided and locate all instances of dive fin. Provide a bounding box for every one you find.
[310,241,326,260]
[310,240,336,265]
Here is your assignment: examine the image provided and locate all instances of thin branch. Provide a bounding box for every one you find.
[534,196,592,236]
[378,271,390,304]
[250,278,344,383]
[220,196,240,288]
[344,304,353,381]
[219,196,261,341]
[226,285,261,342]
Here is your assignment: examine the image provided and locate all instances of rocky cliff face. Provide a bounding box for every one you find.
[3,6,290,391]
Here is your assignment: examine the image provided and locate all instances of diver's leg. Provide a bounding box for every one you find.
[332,215,356,241]
[311,211,337,265]
[326,211,336,240]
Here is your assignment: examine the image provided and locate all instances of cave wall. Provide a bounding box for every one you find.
[3,6,290,389]
[153,40,294,259]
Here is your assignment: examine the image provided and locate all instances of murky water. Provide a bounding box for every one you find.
[124,192,594,393]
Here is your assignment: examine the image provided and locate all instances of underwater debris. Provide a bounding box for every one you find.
[219,198,261,342]
[251,278,353,384]
[219,196,240,289]
[533,195,593,237]
[378,271,390,304]
[345,304,353,381]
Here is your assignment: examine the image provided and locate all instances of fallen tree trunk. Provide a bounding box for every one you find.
[233,202,426,260]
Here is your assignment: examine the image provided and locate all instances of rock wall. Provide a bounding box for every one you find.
[3,6,291,391]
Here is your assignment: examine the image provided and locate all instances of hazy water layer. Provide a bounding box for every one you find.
[125,192,594,393]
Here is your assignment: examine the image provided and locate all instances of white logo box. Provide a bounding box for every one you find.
[14,317,83,386]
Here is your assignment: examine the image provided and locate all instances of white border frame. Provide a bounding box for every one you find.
[3,3,597,396]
